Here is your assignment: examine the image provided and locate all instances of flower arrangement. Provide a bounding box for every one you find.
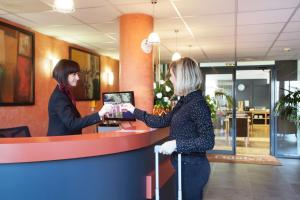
[153,78,219,119]
[153,78,174,115]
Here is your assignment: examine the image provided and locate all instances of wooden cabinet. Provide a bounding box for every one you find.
[251,110,270,125]
[250,110,270,137]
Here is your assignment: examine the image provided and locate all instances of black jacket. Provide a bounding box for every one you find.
[47,86,100,136]
[134,90,215,153]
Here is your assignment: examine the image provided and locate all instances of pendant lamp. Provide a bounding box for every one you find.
[148,0,160,44]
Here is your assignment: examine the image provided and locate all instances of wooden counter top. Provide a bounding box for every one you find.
[0,125,169,164]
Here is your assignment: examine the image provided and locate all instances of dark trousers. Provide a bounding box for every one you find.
[171,155,211,200]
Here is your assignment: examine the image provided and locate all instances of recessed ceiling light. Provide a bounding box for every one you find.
[53,0,75,13]
[243,57,255,61]
[283,47,291,52]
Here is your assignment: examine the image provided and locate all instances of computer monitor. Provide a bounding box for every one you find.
[102,91,136,121]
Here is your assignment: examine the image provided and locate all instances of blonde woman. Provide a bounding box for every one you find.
[122,57,215,200]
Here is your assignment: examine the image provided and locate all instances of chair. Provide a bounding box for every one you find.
[0,126,31,138]
[229,116,250,147]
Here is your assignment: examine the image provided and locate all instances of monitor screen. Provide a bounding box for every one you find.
[102,91,135,121]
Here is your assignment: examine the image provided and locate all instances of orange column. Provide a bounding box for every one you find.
[119,14,154,113]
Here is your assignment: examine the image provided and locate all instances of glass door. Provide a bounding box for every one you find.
[275,62,300,157]
[275,80,300,157]
[202,67,235,154]
[235,69,271,155]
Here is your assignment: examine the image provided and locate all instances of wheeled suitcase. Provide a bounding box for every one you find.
[154,145,182,200]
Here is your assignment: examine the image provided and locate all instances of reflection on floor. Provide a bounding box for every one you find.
[214,128,270,155]
[277,133,298,156]
[214,129,299,156]
[237,137,269,155]
[204,158,300,200]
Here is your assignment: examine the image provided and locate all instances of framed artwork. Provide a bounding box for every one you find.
[69,47,101,101]
[0,21,35,106]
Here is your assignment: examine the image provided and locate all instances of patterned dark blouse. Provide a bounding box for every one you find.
[134,90,215,154]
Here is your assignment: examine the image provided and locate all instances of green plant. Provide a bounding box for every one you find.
[205,95,217,121]
[154,78,174,109]
[215,91,233,110]
[0,65,4,84]
[0,65,4,77]
[275,89,300,125]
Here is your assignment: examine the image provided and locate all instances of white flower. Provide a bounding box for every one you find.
[159,80,165,84]
[153,82,156,89]
[165,85,171,92]
[163,97,169,102]
[156,92,162,99]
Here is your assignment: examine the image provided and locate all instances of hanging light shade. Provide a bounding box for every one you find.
[148,0,160,44]
[172,52,181,61]
[53,0,75,13]
[148,32,160,44]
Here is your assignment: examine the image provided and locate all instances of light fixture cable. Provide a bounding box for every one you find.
[172,29,181,61]
[148,0,160,44]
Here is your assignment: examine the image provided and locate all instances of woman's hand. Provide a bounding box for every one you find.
[98,104,113,118]
[121,103,135,113]
[159,140,177,155]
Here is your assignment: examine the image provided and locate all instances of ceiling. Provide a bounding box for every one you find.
[0,0,300,63]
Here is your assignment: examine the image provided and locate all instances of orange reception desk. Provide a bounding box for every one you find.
[0,126,176,200]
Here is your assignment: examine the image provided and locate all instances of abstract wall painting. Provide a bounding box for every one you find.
[0,21,34,106]
[69,47,100,101]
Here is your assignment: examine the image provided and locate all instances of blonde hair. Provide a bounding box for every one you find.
[169,57,203,96]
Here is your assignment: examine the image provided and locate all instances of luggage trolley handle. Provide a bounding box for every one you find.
[154,145,182,200]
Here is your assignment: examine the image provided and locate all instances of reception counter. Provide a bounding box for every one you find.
[0,125,175,200]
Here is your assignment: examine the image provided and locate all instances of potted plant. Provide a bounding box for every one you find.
[205,95,217,121]
[275,88,300,125]
[215,90,233,110]
[275,88,300,154]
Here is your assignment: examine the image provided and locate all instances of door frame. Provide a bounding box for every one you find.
[202,67,236,155]
[202,65,276,155]
[235,65,275,156]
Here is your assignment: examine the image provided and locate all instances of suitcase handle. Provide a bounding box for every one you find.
[154,145,182,200]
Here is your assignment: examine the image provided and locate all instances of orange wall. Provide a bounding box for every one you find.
[0,18,119,136]
[119,14,154,113]
[100,55,119,95]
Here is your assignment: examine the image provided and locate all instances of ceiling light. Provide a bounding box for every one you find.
[283,47,291,52]
[53,0,75,13]
[172,52,181,61]
[148,32,160,44]
[243,57,255,61]
[148,0,160,44]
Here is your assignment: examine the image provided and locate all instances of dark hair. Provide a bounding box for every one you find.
[52,59,80,85]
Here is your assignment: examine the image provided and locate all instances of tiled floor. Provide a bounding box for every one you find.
[204,158,300,200]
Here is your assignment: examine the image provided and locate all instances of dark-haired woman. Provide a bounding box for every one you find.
[47,59,111,136]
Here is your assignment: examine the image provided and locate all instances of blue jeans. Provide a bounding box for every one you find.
[171,154,211,200]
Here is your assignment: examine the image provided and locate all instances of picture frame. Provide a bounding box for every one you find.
[0,21,35,106]
[69,47,101,101]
